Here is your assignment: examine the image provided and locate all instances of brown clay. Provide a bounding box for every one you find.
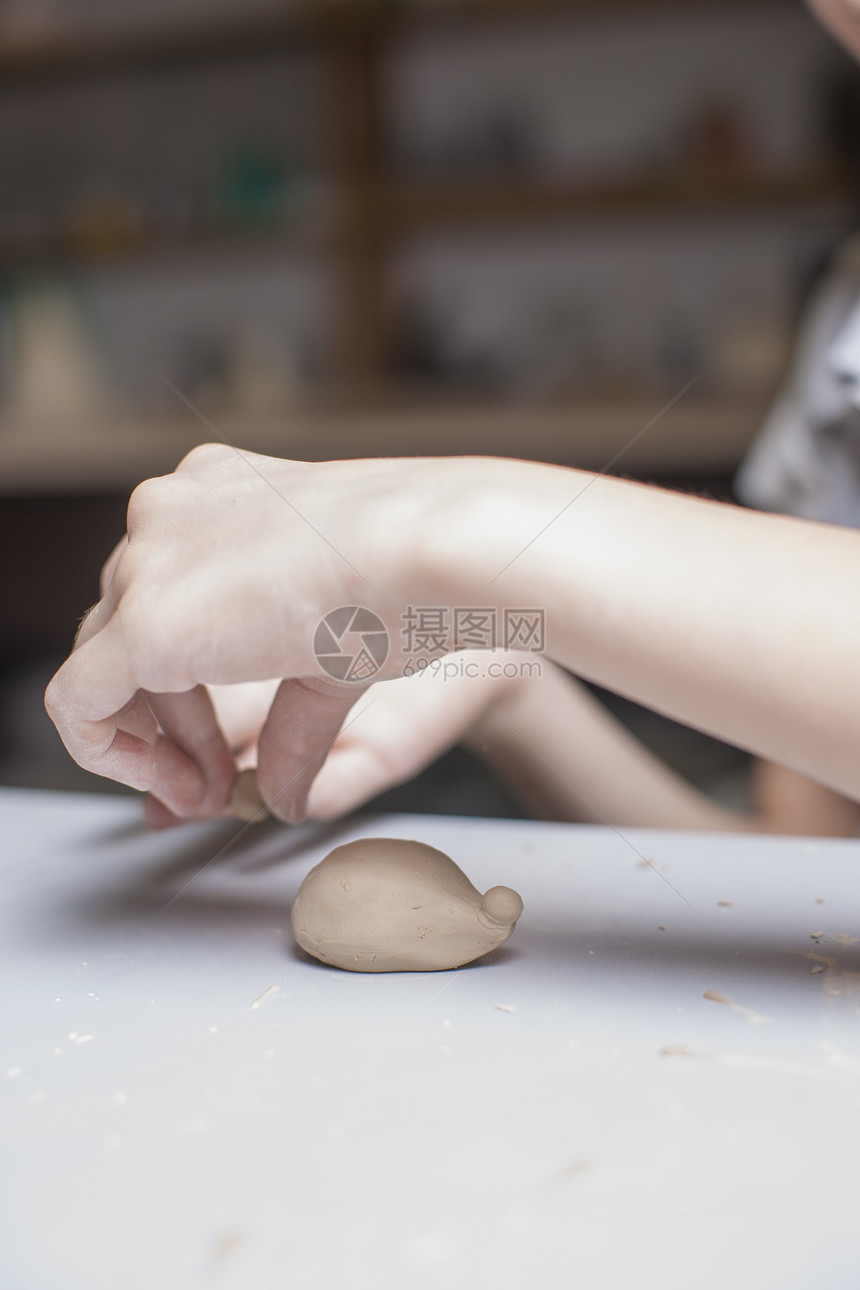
[230,768,268,822]
[291,837,523,973]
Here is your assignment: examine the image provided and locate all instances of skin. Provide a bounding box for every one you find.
[43,3,860,834]
[204,659,858,835]
[311,661,746,832]
[44,447,860,827]
[807,0,860,57]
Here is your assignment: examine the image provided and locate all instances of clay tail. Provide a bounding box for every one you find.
[478,885,524,930]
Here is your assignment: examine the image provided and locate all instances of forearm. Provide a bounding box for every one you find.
[751,761,860,836]
[465,662,743,830]
[426,459,860,801]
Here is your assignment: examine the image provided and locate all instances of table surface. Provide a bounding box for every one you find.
[3,786,860,1290]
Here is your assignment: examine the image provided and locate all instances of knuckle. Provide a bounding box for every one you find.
[119,586,202,695]
[126,476,169,535]
[106,538,144,601]
[116,593,152,658]
[43,676,61,722]
[117,594,176,692]
[175,442,229,474]
[99,537,128,597]
[98,560,114,599]
[73,602,100,650]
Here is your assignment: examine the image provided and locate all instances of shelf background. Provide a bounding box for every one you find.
[0,395,771,496]
[0,0,856,481]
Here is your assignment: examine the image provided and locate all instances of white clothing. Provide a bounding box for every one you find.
[736,235,860,527]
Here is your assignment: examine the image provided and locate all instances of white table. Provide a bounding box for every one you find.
[3,787,860,1290]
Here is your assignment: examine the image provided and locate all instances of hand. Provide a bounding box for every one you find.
[141,656,519,828]
[44,445,511,824]
[305,654,517,819]
[141,678,279,829]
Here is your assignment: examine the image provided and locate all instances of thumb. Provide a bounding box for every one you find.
[255,677,364,823]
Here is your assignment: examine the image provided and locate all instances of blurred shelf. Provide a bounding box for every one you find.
[0,0,794,82]
[0,9,322,82]
[0,164,848,278]
[391,0,792,22]
[0,221,327,277]
[0,394,769,496]
[0,0,826,403]
[380,165,854,231]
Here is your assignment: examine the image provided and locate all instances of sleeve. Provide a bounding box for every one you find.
[735,235,860,528]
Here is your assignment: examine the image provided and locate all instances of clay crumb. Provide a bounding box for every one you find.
[208,1231,245,1269]
[230,768,268,822]
[495,1004,516,1013]
[657,925,667,932]
[810,932,825,941]
[810,965,824,975]
[556,1159,591,1180]
[703,989,772,1025]
[815,897,824,905]
[717,900,733,908]
[250,985,280,1010]
[703,989,730,1006]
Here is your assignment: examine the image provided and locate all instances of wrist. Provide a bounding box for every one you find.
[415,455,577,608]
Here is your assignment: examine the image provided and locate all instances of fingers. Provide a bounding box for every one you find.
[100,535,128,598]
[304,659,516,819]
[303,687,438,820]
[45,620,155,790]
[143,795,184,831]
[256,678,363,823]
[144,686,238,820]
[305,743,396,819]
[114,691,159,744]
[207,679,280,753]
[46,624,232,819]
[44,673,205,817]
[147,687,233,797]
